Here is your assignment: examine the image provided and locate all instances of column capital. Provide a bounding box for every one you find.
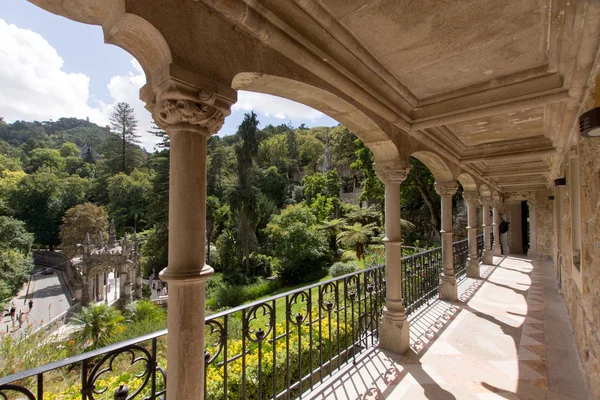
[480,196,492,207]
[434,182,459,196]
[492,199,503,209]
[374,162,411,184]
[462,191,479,203]
[150,78,235,135]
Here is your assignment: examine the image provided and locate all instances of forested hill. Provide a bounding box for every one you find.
[0,118,113,150]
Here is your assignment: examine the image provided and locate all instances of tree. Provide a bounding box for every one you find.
[125,299,166,325]
[302,170,341,205]
[59,142,80,157]
[337,222,377,259]
[109,102,140,174]
[27,148,64,172]
[229,112,260,275]
[71,303,124,349]
[265,204,330,284]
[402,157,441,241]
[0,216,34,253]
[351,139,384,207]
[60,203,109,258]
[9,172,64,247]
[107,169,152,233]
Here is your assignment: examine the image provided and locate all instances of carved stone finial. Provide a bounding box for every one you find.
[151,79,235,135]
[374,162,411,184]
[108,220,117,248]
[434,182,459,196]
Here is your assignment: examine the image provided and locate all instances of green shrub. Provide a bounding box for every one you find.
[329,261,359,277]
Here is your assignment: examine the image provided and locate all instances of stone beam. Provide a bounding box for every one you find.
[461,148,556,164]
[411,90,569,131]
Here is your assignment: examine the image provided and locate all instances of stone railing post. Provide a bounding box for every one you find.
[481,197,493,265]
[435,182,459,301]
[375,161,411,354]
[463,191,480,277]
[492,200,502,256]
[152,78,235,400]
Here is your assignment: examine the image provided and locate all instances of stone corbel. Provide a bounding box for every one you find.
[150,78,236,135]
[434,182,459,196]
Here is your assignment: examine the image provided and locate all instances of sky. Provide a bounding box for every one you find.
[0,0,338,151]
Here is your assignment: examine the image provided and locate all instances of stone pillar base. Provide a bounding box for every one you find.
[439,276,458,301]
[493,247,502,256]
[467,258,480,278]
[527,250,537,259]
[483,250,493,265]
[379,314,410,354]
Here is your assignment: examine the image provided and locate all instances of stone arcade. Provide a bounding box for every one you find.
[22,0,600,398]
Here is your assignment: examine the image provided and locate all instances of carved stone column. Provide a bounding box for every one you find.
[152,78,235,400]
[492,200,502,256]
[527,198,537,258]
[375,162,411,354]
[463,191,480,277]
[435,182,459,301]
[481,197,493,265]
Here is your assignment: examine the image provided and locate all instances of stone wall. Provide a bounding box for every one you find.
[534,193,553,259]
[556,134,600,398]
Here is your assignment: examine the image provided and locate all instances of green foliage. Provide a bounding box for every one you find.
[109,102,141,174]
[107,169,152,233]
[265,204,331,284]
[0,153,22,171]
[309,194,334,223]
[329,261,360,277]
[71,303,125,350]
[59,203,109,258]
[59,142,80,157]
[27,148,64,172]
[9,172,88,247]
[0,216,34,253]
[259,166,288,208]
[0,250,33,303]
[336,222,377,260]
[351,140,384,207]
[124,300,166,325]
[302,170,341,205]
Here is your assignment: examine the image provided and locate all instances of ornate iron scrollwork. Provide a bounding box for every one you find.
[84,345,153,400]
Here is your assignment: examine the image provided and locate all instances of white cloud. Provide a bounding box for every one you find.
[0,19,107,125]
[0,19,159,150]
[233,91,324,121]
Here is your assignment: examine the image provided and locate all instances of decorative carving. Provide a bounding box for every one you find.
[435,182,459,196]
[492,200,503,209]
[151,80,235,134]
[479,196,492,206]
[374,164,411,184]
[462,191,479,203]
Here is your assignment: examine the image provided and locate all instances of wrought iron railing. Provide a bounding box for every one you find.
[477,234,484,261]
[202,266,385,399]
[0,329,167,400]
[453,238,469,278]
[0,239,481,400]
[402,247,442,314]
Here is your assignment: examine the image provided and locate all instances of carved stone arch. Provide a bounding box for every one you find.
[457,172,479,192]
[28,0,172,85]
[231,72,400,164]
[492,191,502,201]
[410,151,455,183]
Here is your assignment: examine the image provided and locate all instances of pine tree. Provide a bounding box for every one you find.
[109,102,140,173]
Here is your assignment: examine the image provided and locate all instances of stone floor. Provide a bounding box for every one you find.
[303,256,590,400]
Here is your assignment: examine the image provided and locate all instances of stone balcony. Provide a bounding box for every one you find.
[303,256,590,400]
